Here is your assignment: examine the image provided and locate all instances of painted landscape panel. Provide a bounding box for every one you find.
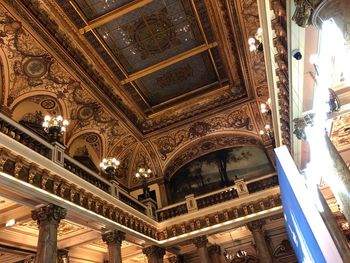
[169,146,274,202]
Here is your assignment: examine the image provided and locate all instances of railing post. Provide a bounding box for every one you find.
[185,194,198,212]
[52,142,65,166]
[110,179,120,199]
[235,178,249,197]
[141,198,157,220]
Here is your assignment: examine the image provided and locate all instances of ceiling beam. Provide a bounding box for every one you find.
[78,0,153,34]
[120,42,218,84]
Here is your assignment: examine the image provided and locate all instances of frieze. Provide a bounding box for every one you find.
[153,105,254,161]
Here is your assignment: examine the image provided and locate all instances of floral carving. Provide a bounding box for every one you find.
[154,106,253,160]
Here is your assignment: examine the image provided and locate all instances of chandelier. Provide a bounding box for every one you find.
[99,158,120,177]
[135,167,152,199]
[42,115,69,141]
[248,27,263,52]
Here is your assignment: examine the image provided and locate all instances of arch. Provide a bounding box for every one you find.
[163,131,262,179]
[10,91,69,120]
[0,47,10,106]
[67,131,104,171]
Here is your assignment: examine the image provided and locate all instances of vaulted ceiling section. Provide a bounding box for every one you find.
[0,0,277,188]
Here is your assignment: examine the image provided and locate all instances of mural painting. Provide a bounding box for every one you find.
[169,146,274,202]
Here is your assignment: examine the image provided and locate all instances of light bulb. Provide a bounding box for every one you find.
[259,130,265,135]
[265,124,270,130]
[115,160,120,166]
[60,126,66,132]
[136,173,140,178]
[62,120,69,126]
[248,37,255,45]
[42,122,48,128]
[44,115,51,122]
[56,115,63,122]
[257,27,263,36]
[249,45,256,52]
[5,219,16,227]
[147,169,152,173]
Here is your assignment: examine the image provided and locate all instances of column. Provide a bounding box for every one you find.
[247,220,273,263]
[208,244,222,263]
[192,236,210,263]
[142,245,165,263]
[31,204,67,263]
[102,230,125,263]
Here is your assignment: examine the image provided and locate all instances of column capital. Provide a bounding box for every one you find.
[192,235,208,248]
[102,230,125,245]
[247,219,265,232]
[31,204,66,225]
[208,244,221,255]
[142,245,165,258]
[168,255,184,263]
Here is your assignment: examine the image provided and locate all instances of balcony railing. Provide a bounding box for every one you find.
[0,113,147,215]
[247,174,279,194]
[156,173,278,222]
[196,187,238,209]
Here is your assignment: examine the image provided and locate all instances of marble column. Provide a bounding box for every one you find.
[31,204,67,263]
[247,220,273,263]
[102,230,125,263]
[192,236,210,263]
[142,245,165,263]
[208,244,222,263]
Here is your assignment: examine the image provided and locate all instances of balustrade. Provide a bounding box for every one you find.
[247,174,279,194]
[157,203,188,222]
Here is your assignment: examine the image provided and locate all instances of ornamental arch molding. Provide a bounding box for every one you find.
[163,131,263,180]
[0,47,10,107]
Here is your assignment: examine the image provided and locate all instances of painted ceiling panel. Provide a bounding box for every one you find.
[75,0,134,20]
[135,51,217,105]
[96,0,204,73]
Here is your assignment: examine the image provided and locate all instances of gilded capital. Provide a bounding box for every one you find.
[102,230,125,245]
[142,245,165,258]
[247,219,265,232]
[31,204,66,225]
[192,235,208,248]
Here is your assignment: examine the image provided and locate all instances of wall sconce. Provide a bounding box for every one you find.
[260,124,275,147]
[248,27,263,52]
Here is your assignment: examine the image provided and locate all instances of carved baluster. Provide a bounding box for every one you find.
[70,186,77,202]
[79,189,86,206]
[53,177,62,196]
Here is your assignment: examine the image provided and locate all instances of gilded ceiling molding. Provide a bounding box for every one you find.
[163,132,262,179]
[151,104,255,163]
[0,47,10,111]
[2,0,143,131]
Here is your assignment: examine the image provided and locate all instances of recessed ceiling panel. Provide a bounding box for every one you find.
[135,51,217,105]
[75,0,134,20]
[96,0,204,73]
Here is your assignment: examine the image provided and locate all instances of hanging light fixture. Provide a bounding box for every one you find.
[135,166,152,199]
[42,115,69,141]
[248,27,263,52]
[260,98,272,115]
[99,158,120,178]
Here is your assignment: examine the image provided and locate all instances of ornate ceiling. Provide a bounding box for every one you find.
[0,0,279,188]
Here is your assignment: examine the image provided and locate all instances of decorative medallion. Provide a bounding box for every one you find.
[23,58,47,78]
[156,65,193,88]
[85,133,99,144]
[40,98,56,110]
[77,106,94,121]
[124,8,180,59]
